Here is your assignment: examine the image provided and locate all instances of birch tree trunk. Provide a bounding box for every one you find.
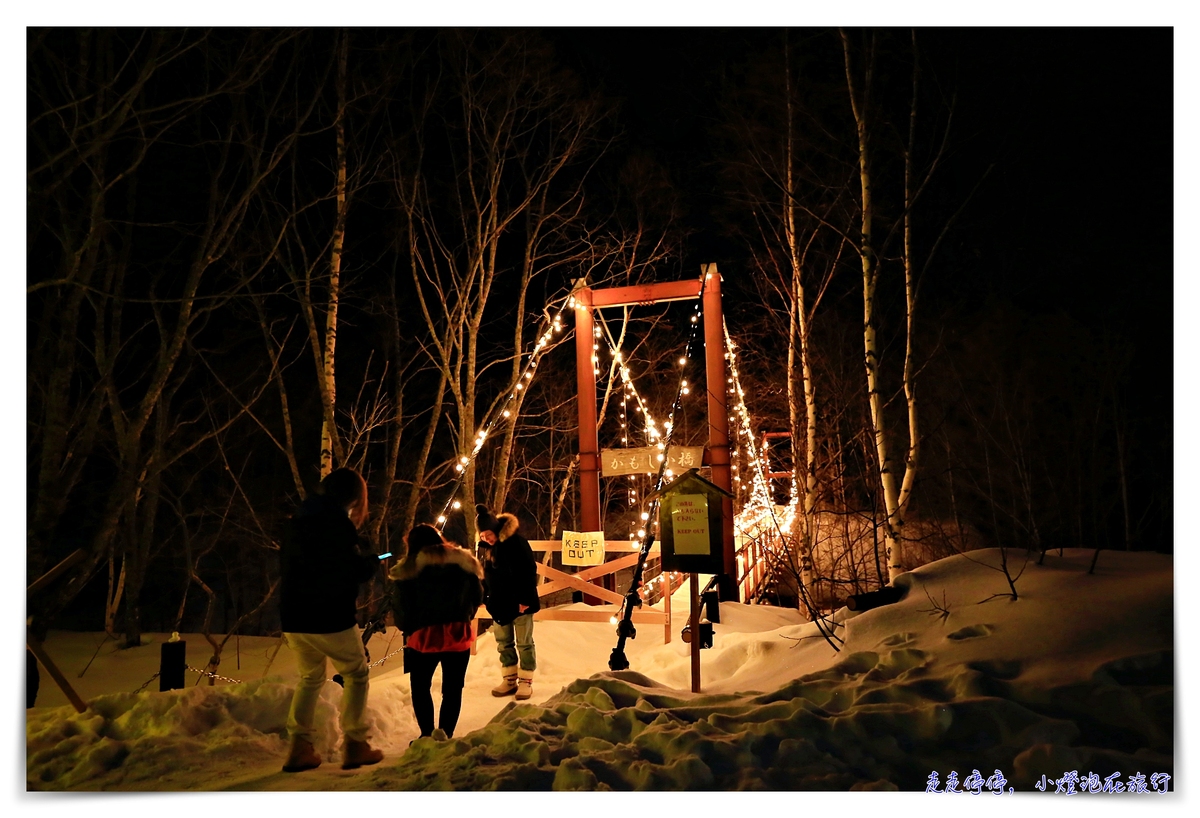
[896,31,923,573]
[841,29,944,585]
[842,30,909,584]
[782,45,820,602]
[319,32,350,478]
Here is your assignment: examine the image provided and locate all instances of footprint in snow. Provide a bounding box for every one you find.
[946,624,994,641]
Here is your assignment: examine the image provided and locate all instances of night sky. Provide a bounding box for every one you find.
[548,27,1172,377]
[546,27,1175,491]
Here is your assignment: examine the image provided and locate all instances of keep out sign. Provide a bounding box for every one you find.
[670,495,710,555]
[561,530,605,566]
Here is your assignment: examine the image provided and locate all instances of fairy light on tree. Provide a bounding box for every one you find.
[430,292,575,529]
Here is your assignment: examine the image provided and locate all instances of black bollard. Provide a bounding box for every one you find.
[27,648,40,708]
[159,639,186,691]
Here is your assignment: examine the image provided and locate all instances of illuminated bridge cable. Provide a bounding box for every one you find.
[608,291,706,672]
[724,324,842,651]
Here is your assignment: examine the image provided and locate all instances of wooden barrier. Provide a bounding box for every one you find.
[27,549,89,712]
[471,540,673,654]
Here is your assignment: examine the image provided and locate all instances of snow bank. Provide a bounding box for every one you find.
[24,548,1175,793]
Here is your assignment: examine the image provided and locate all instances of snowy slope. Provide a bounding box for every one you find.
[24,549,1175,795]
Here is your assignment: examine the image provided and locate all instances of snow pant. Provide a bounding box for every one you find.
[406,649,471,738]
[284,627,371,743]
[493,613,536,672]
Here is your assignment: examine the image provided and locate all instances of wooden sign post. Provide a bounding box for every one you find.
[689,573,701,692]
[650,469,734,693]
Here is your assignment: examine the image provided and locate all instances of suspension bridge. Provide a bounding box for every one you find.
[429,264,806,650]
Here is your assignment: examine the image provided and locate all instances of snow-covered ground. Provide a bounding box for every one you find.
[21,548,1180,802]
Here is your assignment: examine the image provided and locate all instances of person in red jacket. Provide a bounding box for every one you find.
[279,468,384,773]
[389,524,484,740]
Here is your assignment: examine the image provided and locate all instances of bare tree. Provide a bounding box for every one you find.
[840,29,962,584]
[27,29,323,635]
[394,32,611,541]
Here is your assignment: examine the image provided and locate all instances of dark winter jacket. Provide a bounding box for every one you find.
[388,544,484,636]
[482,512,542,625]
[280,495,380,634]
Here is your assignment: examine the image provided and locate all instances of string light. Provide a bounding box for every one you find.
[433,292,575,528]
[724,322,801,582]
[591,296,705,623]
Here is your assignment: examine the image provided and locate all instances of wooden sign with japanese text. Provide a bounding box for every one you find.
[656,469,730,575]
[670,494,710,555]
[600,446,706,477]
[561,530,606,566]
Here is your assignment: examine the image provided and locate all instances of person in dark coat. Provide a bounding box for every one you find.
[279,468,384,773]
[475,504,540,700]
[389,524,484,740]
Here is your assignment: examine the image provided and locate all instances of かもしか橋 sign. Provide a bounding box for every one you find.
[600,446,705,477]
[561,530,605,566]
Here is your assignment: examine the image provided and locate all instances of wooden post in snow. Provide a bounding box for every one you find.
[689,572,701,693]
[27,549,89,713]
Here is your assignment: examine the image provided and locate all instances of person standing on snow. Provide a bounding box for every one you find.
[279,468,384,773]
[389,524,484,740]
[475,504,540,700]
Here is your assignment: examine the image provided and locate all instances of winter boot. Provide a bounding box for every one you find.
[515,668,534,701]
[281,737,322,773]
[341,738,384,770]
[491,665,518,697]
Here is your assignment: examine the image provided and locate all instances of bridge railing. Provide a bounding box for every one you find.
[735,528,773,603]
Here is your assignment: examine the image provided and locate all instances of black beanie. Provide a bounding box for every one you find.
[475,504,501,535]
[407,524,443,551]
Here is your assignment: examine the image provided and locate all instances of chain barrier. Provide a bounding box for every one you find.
[132,671,160,694]
[134,641,401,693]
[187,665,243,684]
[367,645,404,670]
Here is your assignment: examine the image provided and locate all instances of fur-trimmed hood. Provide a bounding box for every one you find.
[389,543,483,581]
[496,512,520,542]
